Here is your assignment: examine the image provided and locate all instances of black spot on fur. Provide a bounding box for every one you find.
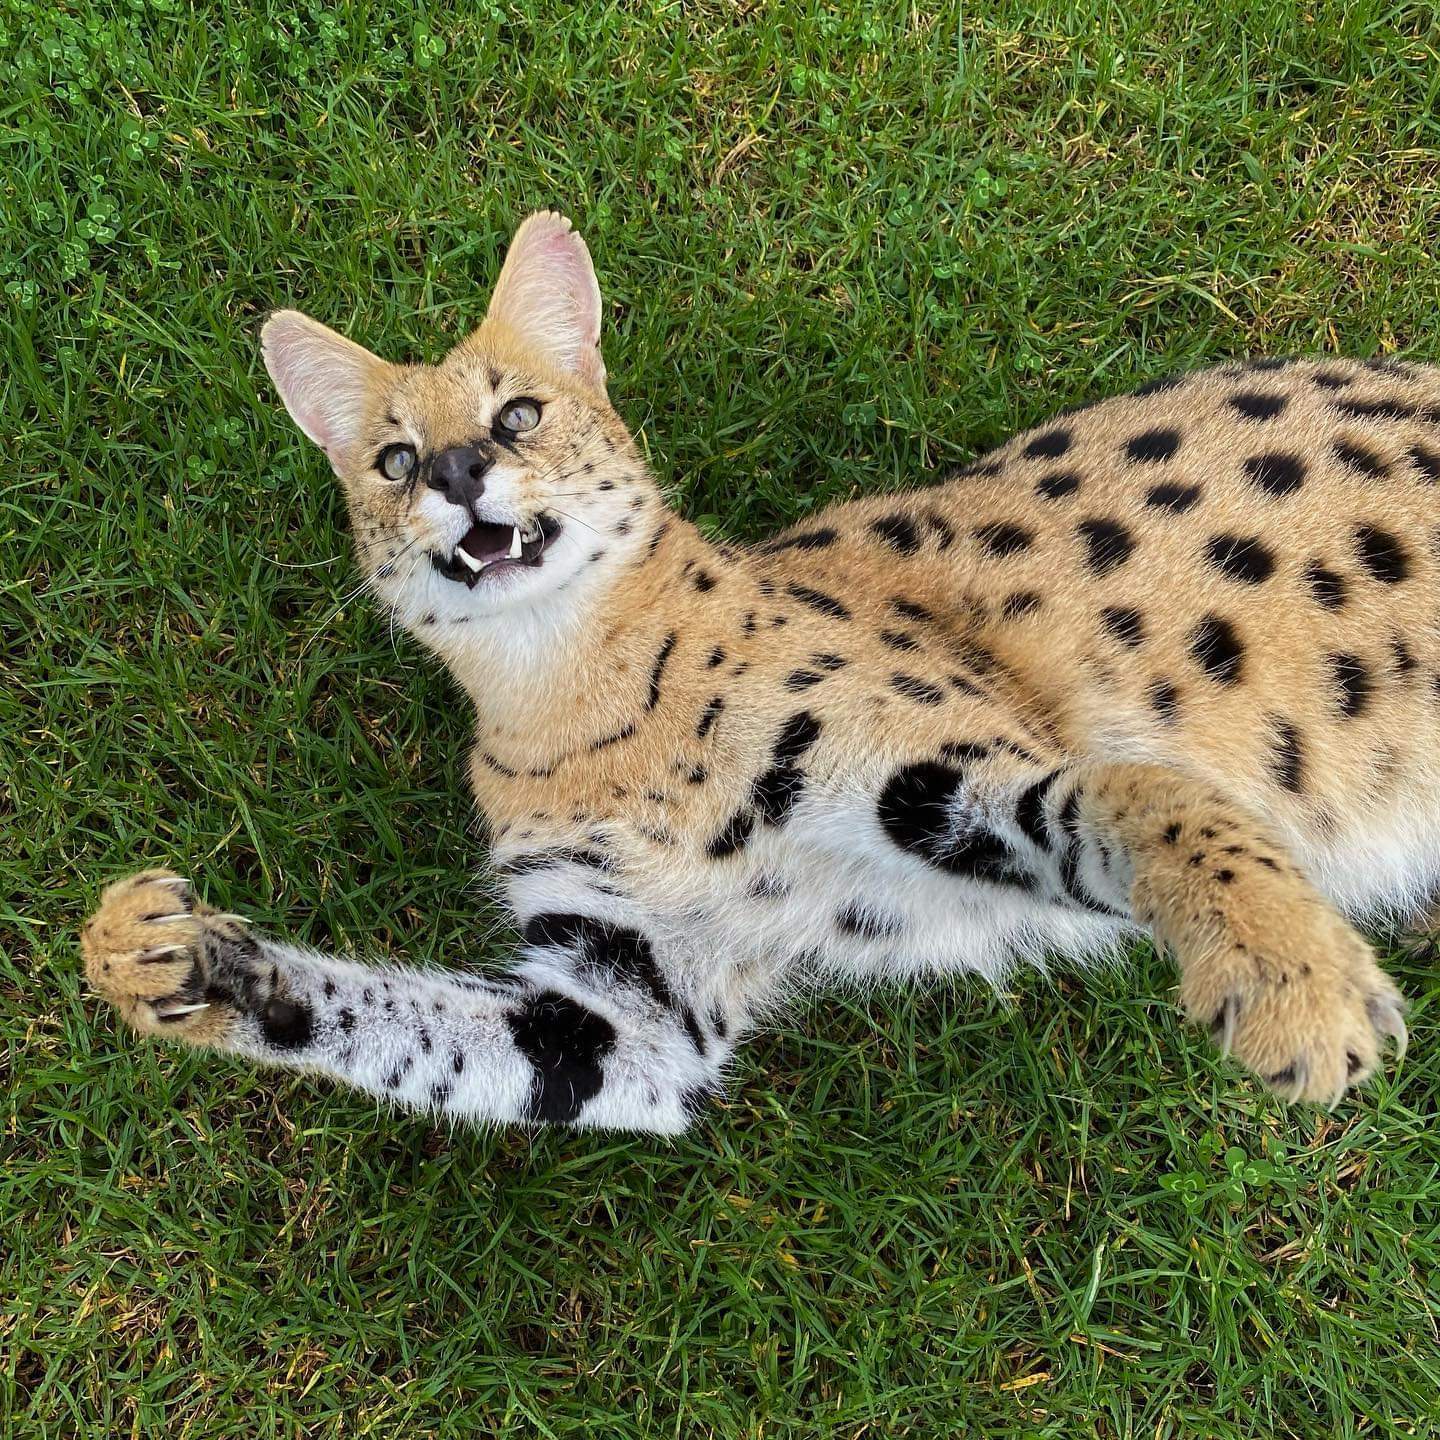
[1312,371,1352,390]
[1025,429,1072,459]
[1269,717,1305,793]
[1191,616,1244,685]
[1125,428,1181,462]
[1013,770,1060,849]
[812,652,848,671]
[707,645,726,668]
[1334,439,1389,478]
[646,632,678,710]
[506,991,616,1124]
[1242,452,1306,497]
[890,674,945,705]
[696,696,725,739]
[761,527,838,554]
[1001,592,1042,621]
[1205,534,1276,584]
[1304,562,1347,610]
[870,513,921,555]
[880,628,920,651]
[877,761,1032,888]
[1134,374,1181,396]
[975,522,1033,557]
[1077,518,1135,575]
[707,808,757,858]
[692,569,715,592]
[1146,481,1202,512]
[836,903,904,940]
[787,583,852,620]
[1100,606,1144,648]
[1036,470,1080,500]
[1392,636,1418,675]
[785,668,825,691]
[1354,525,1409,583]
[1333,397,1417,421]
[890,598,933,622]
[1229,392,1287,420]
[1330,653,1371,718]
[1409,443,1440,483]
[261,996,313,1050]
[938,740,989,765]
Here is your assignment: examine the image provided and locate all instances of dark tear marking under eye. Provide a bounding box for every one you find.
[1077,518,1135,575]
[1229,392,1287,420]
[1100,606,1144,647]
[975,522,1033,557]
[1025,429,1072,459]
[870,513,921,555]
[878,762,1035,890]
[1333,439,1389,478]
[1242,452,1306,498]
[1330,653,1371,719]
[1191,616,1244,685]
[1205,534,1276,584]
[1353,525,1409,584]
[645,632,678,710]
[1268,717,1305,793]
[890,674,945,705]
[1146,482,1202,512]
[1148,678,1180,723]
[1036,470,1081,500]
[506,990,616,1125]
[1001,592,1042,621]
[1125,428,1181,462]
[760,527,839,554]
[786,583,852,620]
[1304,561,1347,610]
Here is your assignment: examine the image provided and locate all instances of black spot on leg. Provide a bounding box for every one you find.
[1353,525,1409,583]
[1330,653,1372,718]
[1242,453,1306,497]
[760,527,839,554]
[645,632,678,709]
[1013,770,1060,849]
[696,696,725,739]
[1305,562,1347,610]
[1077,518,1135,575]
[1191,616,1244,685]
[506,990,616,1124]
[1205,535,1276,583]
[1125,428,1181,462]
[261,996,313,1050]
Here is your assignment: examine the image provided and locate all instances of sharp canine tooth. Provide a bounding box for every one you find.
[509,526,523,559]
[457,547,484,573]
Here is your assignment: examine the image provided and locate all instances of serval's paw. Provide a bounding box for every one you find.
[81,870,262,1047]
[1179,903,1407,1107]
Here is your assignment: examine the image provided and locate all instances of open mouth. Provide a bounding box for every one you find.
[430,515,562,587]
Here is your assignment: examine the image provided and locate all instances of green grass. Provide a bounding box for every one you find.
[4,1,1440,1434]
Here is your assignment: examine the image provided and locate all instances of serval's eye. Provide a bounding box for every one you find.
[378,444,416,481]
[497,398,542,434]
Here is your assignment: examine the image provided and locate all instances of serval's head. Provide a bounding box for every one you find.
[262,212,660,623]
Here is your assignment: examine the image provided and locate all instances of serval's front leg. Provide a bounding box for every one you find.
[81,869,731,1133]
[1064,764,1407,1104]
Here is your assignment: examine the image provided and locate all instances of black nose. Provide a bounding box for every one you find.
[428,445,492,509]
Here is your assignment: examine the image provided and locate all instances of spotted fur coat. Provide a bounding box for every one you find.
[83,213,1429,1131]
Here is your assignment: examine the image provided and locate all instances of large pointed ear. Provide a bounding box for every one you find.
[483,212,606,393]
[260,310,390,460]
